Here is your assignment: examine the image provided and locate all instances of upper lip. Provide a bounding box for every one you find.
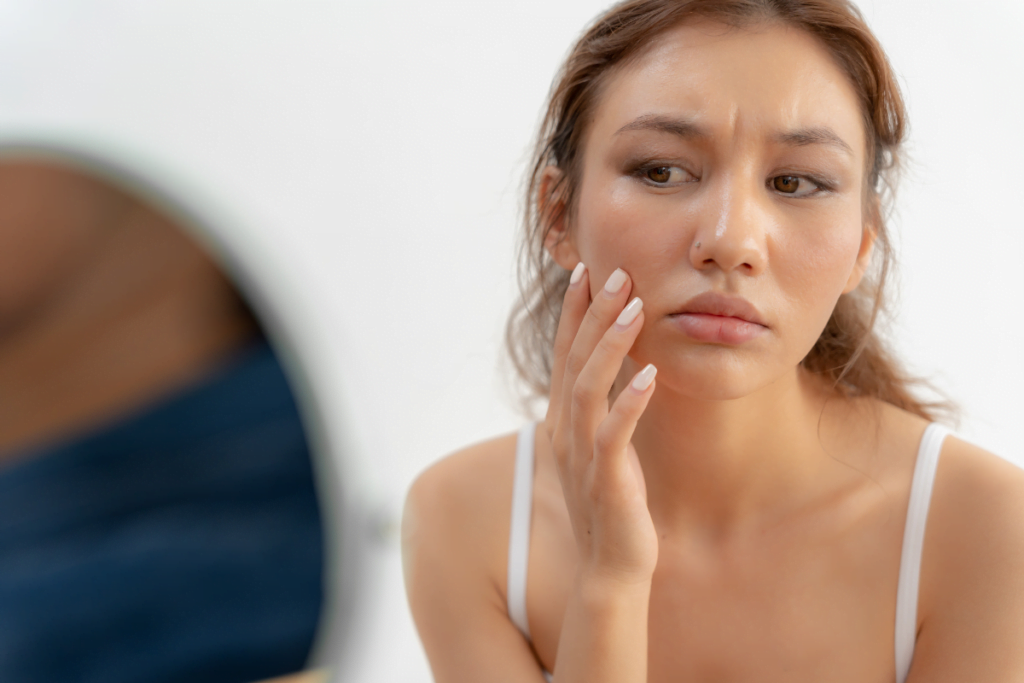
[670,291,767,327]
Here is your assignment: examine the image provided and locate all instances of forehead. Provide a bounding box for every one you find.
[589,19,867,158]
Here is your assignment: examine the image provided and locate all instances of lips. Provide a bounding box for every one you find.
[667,291,767,344]
[671,291,766,326]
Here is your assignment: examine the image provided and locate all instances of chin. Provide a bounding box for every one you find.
[635,345,788,402]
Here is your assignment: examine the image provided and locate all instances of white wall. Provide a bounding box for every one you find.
[0,1,1020,680]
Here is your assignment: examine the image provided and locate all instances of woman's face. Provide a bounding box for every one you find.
[554,20,874,400]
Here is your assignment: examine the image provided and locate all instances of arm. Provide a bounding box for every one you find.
[402,444,551,682]
[402,450,653,683]
[403,264,658,682]
[402,445,654,683]
[554,571,652,682]
[905,437,1024,681]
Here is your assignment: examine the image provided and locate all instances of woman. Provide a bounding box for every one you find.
[401,1,1024,681]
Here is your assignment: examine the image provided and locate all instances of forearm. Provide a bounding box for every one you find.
[552,570,651,683]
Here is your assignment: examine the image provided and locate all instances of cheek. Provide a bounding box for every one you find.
[771,204,865,331]
[573,174,689,290]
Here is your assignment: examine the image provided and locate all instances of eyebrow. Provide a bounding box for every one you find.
[774,127,854,156]
[615,114,854,156]
[615,114,710,140]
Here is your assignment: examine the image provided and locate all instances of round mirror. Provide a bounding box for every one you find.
[0,146,360,683]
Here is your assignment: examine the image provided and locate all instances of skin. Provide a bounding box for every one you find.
[0,161,258,460]
[402,20,1024,682]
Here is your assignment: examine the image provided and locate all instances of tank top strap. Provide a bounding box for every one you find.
[507,421,537,640]
[895,421,949,683]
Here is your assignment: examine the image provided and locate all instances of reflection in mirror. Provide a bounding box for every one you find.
[0,155,325,683]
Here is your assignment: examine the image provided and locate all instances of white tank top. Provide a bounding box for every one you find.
[506,421,949,683]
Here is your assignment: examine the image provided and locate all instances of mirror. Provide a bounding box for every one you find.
[0,150,339,683]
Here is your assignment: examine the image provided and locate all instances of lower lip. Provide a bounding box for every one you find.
[668,313,767,344]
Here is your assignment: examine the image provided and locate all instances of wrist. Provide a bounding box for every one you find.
[575,566,653,605]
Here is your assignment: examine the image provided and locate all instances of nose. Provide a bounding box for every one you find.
[690,173,769,277]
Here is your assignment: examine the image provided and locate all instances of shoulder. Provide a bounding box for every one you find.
[927,433,1024,566]
[403,430,520,549]
[401,430,521,601]
[910,432,1024,679]
[401,429,552,678]
[925,432,1024,585]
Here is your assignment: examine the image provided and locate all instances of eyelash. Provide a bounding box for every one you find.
[631,163,835,197]
[769,174,834,197]
[632,163,697,187]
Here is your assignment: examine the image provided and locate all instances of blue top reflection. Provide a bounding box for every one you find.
[0,339,324,683]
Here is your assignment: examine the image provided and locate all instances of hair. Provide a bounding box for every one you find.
[504,0,953,421]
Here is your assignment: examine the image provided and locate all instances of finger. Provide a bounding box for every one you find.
[593,363,657,488]
[546,262,590,429]
[570,299,645,448]
[560,267,634,440]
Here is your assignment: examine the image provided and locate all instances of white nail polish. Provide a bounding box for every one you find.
[603,268,627,295]
[631,364,657,392]
[570,262,586,285]
[615,297,643,328]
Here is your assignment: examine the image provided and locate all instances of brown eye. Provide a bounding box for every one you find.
[771,175,823,197]
[643,166,688,184]
[647,167,672,183]
[773,175,800,193]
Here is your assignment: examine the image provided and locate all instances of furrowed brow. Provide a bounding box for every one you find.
[615,116,854,157]
[615,114,711,140]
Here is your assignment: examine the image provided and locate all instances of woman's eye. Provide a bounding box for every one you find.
[644,166,689,184]
[772,175,822,197]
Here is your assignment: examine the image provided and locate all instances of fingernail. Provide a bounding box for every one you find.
[603,268,627,296]
[615,297,643,329]
[569,262,586,286]
[631,364,657,392]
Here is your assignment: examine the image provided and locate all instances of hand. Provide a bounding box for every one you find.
[542,263,659,585]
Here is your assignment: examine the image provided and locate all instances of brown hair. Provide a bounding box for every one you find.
[505,0,952,421]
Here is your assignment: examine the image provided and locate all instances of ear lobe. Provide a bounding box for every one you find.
[538,166,580,271]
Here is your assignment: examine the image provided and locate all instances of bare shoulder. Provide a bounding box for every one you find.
[925,432,1024,584]
[401,430,520,604]
[927,433,1024,567]
[909,432,1024,680]
[403,431,519,549]
[401,430,551,681]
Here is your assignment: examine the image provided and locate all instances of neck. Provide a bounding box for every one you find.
[614,357,837,540]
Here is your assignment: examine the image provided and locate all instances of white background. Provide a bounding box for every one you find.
[0,1,1021,680]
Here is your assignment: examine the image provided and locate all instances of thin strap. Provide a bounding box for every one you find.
[507,422,537,640]
[895,422,949,683]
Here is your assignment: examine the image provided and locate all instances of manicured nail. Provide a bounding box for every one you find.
[615,297,643,329]
[631,364,657,392]
[603,268,627,296]
[569,262,586,286]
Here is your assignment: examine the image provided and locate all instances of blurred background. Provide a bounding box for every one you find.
[0,0,1021,681]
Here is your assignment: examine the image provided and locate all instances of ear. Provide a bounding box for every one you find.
[842,203,879,294]
[538,165,581,271]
